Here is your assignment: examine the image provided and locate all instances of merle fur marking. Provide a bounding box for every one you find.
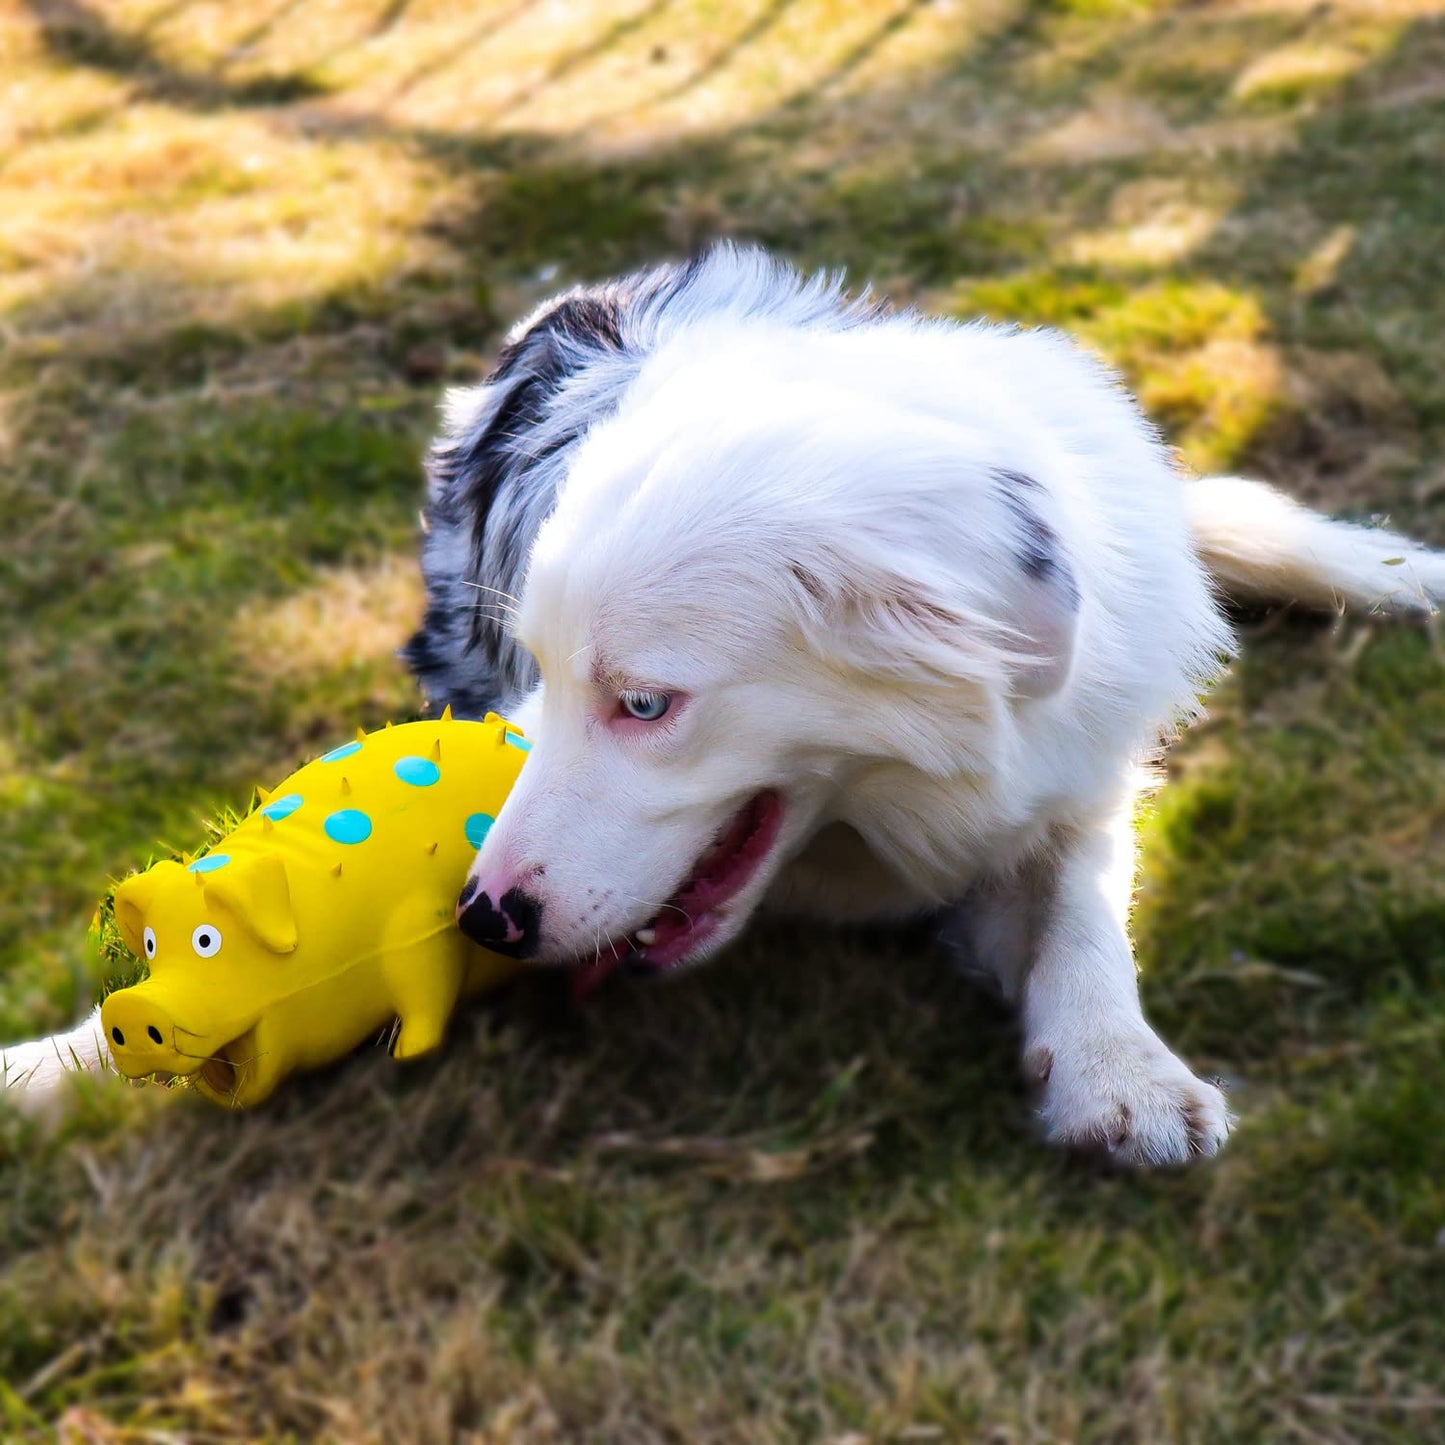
[996,469,1079,606]
[405,244,884,719]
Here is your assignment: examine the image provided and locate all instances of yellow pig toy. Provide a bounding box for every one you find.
[101,711,528,1107]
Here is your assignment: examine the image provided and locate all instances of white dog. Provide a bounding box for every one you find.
[8,246,1442,1165]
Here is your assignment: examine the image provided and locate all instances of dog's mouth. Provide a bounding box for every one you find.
[572,790,784,998]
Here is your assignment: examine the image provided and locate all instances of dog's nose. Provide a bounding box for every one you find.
[456,883,542,958]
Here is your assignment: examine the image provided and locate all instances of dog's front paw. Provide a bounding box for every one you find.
[1027,1030,1232,1167]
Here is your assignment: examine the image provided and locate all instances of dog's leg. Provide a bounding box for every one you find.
[976,816,1231,1166]
[0,1007,108,1107]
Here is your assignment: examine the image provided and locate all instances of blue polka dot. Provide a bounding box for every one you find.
[320,740,362,763]
[394,756,440,787]
[464,813,494,849]
[504,732,532,753]
[261,793,303,821]
[324,809,373,845]
[187,854,231,873]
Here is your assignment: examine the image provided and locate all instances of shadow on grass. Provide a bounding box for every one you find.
[387,0,543,101]
[29,0,332,108]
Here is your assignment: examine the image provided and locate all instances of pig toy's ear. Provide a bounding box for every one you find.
[203,856,298,954]
[113,860,188,958]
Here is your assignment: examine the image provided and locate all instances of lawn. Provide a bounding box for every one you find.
[2,0,1444,1439]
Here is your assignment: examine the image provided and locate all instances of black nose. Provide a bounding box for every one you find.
[457,886,542,959]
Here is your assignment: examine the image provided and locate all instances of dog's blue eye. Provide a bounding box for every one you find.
[620,690,670,722]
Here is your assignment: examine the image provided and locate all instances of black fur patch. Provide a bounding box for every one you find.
[461,297,623,542]
[403,291,631,715]
[996,470,1079,606]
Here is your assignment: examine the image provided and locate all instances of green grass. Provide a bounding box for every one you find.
[2,1,1444,1439]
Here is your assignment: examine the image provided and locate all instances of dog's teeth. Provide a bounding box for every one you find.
[634,927,657,946]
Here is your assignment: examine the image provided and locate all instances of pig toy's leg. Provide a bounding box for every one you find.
[385,945,466,1061]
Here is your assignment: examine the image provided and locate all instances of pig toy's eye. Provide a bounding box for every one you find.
[191,924,223,958]
[143,926,157,959]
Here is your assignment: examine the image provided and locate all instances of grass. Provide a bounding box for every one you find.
[1,0,1443,1439]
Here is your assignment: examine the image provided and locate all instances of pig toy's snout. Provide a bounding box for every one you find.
[101,987,196,1079]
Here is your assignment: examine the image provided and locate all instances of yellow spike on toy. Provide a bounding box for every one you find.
[356,727,368,742]
[331,861,343,878]
[429,739,441,762]
[262,816,275,834]
[385,720,394,729]
[440,704,454,723]
[194,869,205,887]
[341,777,352,795]
[256,785,274,806]
[426,841,438,855]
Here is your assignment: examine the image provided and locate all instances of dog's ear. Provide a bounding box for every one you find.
[786,471,1080,702]
[990,471,1081,699]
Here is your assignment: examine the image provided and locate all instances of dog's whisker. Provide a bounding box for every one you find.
[621,893,695,929]
[619,891,668,913]
[459,580,523,608]
[459,596,521,620]
[462,602,522,628]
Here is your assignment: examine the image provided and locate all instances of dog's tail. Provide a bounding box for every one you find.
[1185,476,1444,616]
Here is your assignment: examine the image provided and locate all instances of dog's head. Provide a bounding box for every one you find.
[455,360,1081,981]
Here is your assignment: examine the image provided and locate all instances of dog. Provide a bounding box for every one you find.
[7,245,1442,1164]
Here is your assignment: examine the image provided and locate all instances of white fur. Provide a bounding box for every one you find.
[9,285,1441,1166]
[1186,475,1445,614]
[2,1006,107,1104]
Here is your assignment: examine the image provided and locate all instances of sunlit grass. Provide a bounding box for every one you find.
[1,0,1443,1439]
[0,109,440,335]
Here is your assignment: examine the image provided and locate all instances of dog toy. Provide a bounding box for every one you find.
[100,711,530,1108]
